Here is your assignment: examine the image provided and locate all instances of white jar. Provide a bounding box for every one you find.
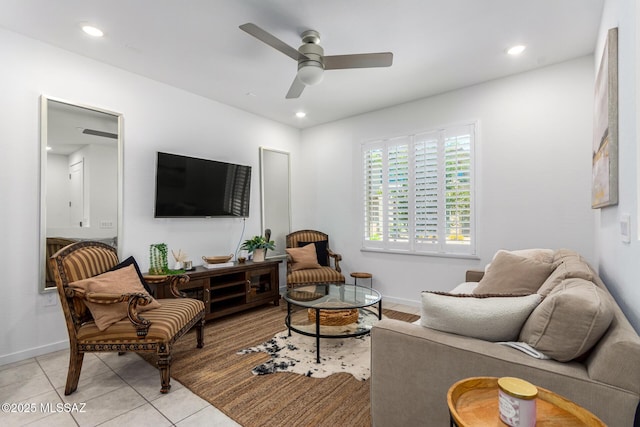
[498,377,538,427]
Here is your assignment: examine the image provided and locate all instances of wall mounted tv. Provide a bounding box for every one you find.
[154,152,251,218]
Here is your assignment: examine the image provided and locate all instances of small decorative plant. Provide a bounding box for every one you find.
[149,243,169,275]
[149,243,185,274]
[241,236,275,253]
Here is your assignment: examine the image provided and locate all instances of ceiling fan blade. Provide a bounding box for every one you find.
[239,23,303,61]
[82,128,118,139]
[285,76,305,99]
[324,52,393,70]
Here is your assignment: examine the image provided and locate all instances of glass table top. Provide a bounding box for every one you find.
[284,283,381,309]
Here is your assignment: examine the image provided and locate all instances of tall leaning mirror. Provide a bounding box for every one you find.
[259,147,291,258]
[40,96,123,292]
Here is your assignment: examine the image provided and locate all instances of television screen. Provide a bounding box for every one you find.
[154,152,251,218]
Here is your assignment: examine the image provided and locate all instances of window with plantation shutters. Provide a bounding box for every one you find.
[362,123,476,256]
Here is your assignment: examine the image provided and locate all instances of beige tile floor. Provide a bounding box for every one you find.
[0,303,418,427]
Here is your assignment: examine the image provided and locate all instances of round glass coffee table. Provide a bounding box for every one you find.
[284,283,382,363]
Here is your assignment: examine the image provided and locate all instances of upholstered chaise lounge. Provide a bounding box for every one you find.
[50,241,205,395]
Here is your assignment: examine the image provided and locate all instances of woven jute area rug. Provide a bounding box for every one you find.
[141,303,419,427]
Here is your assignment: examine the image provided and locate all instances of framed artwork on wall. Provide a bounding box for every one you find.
[592,27,619,209]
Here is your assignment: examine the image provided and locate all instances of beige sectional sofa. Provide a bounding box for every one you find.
[371,250,640,426]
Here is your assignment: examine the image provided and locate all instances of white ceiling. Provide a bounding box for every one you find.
[1,0,604,129]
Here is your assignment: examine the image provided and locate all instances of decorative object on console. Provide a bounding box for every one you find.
[241,235,275,263]
[172,249,188,270]
[149,243,169,275]
[202,254,234,264]
[202,261,235,269]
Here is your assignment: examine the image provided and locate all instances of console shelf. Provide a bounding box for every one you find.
[153,259,281,321]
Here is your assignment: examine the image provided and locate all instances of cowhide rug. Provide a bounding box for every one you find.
[238,306,388,380]
[237,328,372,381]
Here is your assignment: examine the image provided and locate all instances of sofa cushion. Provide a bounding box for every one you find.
[287,266,345,284]
[420,292,542,341]
[70,264,161,331]
[473,251,553,295]
[286,243,322,271]
[537,257,595,296]
[519,278,614,362]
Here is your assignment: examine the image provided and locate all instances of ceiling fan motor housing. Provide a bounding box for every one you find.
[297,30,324,85]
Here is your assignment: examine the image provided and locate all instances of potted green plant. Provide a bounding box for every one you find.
[241,235,275,262]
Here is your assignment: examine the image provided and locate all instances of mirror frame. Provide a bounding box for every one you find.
[259,147,291,258]
[39,95,124,292]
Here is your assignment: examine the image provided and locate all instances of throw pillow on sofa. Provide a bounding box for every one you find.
[420,292,542,341]
[69,264,161,331]
[483,248,554,272]
[519,278,614,362]
[473,251,554,295]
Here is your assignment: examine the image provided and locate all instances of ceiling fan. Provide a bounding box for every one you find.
[239,23,393,99]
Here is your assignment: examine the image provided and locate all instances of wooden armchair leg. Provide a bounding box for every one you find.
[157,351,172,394]
[196,318,205,349]
[64,351,84,395]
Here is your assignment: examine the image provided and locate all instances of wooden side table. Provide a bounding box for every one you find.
[351,272,373,287]
[447,377,605,427]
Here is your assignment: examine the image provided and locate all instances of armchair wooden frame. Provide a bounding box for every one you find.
[50,241,205,395]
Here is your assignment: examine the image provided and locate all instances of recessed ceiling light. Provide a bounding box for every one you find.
[295,111,306,118]
[82,25,104,37]
[46,146,52,151]
[507,45,526,56]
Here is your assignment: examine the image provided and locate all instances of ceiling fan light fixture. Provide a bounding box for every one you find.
[297,63,324,86]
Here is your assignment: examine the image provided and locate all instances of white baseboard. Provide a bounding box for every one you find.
[0,341,69,367]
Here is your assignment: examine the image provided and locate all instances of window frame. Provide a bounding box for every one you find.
[361,122,477,258]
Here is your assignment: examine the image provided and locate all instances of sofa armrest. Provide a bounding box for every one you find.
[370,319,638,427]
[465,269,484,282]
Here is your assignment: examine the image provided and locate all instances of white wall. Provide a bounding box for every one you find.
[0,28,300,365]
[594,0,640,332]
[298,57,595,306]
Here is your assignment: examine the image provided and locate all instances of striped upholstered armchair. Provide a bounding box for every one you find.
[285,230,345,289]
[50,241,205,395]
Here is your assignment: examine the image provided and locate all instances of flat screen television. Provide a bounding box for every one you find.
[154,152,251,218]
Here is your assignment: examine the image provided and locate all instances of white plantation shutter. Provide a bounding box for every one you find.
[387,137,410,248]
[414,132,440,251]
[362,123,475,256]
[363,143,384,246]
[443,126,473,252]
